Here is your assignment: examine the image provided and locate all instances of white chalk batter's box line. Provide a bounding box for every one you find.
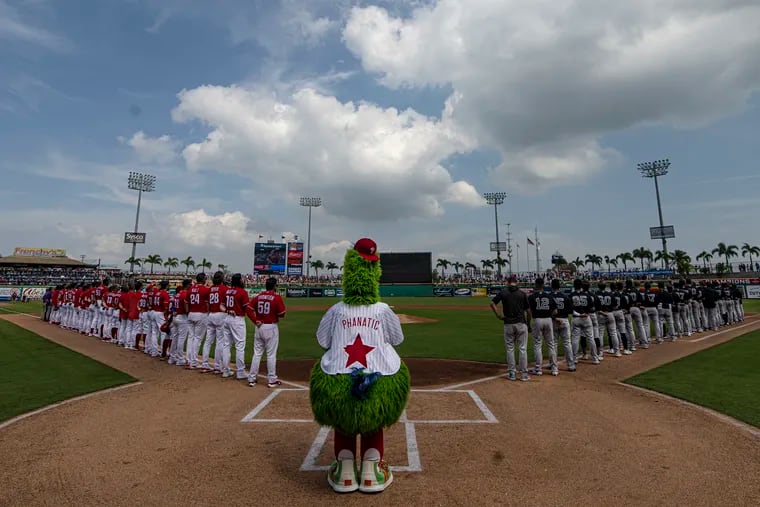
[240,388,498,473]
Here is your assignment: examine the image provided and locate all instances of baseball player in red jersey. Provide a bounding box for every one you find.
[247,277,286,387]
[127,282,143,349]
[184,273,210,369]
[117,285,133,348]
[169,279,192,366]
[223,273,249,379]
[148,281,171,357]
[74,283,84,332]
[62,284,75,329]
[80,284,92,334]
[136,285,152,353]
[93,279,109,338]
[202,271,228,373]
[105,286,119,342]
[50,286,60,324]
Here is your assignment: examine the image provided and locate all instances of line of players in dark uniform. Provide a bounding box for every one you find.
[494,277,744,381]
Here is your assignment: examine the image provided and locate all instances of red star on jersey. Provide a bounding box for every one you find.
[344,333,375,368]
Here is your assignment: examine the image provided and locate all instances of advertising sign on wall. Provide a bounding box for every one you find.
[744,285,760,299]
[286,242,304,276]
[254,242,287,275]
[286,288,307,298]
[13,247,66,257]
[433,287,454,297]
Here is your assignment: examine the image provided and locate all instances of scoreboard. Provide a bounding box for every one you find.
[379,252,432,284]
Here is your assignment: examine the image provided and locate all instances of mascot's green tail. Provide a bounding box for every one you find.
[310,361,411,435]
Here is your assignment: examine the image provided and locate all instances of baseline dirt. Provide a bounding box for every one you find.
[1,313,759,506]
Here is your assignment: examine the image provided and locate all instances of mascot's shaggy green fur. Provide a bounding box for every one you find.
[309,239,410,493]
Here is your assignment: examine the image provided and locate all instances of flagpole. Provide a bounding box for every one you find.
[535,226,540,273]
[526,240,531,272]
[516,242,520,274]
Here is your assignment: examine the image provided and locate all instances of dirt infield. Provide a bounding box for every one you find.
[1,313,760,506]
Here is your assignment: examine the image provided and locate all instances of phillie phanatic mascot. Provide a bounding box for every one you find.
[310,238,410,493]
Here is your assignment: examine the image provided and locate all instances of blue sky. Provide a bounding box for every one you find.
[1,0,759,272]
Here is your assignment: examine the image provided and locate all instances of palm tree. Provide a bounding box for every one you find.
[217,264,228,273]
[671,250,691,275]
[741,243,760,270]
[632,247,652,271]
[164,257,179,274]
[696,251,713,272]
[654,250,672,270]
[480,259,494,276]
[436,258,451,279]
[125,256,141,271]
[712,242,738,273]
[603,255,618,274]
[144,254,162,275]
[585,254,602,272]
[464,262,477,276]
[452,261,464,276]
[310,259,324,277]
[181,256,195,275]
[616,252,634,271]
[198,258,212,273]
[492,257,508,276]
[571,257,584,271]
[326,261,339,278]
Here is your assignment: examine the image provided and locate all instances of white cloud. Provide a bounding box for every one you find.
[120,131,179,164]
[343,0,760,190]
[172,85,481,220]
[0,0,72,52]
[166,209,255,249]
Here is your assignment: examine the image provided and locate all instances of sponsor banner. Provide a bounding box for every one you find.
[433,287,454,297]
[744,285,760,299]
[286,288,307,298]
[323,288,343,297]
[0,287,14,301]
[254,242,287,275]
[286,242,304,276]
[22,287,45,300]
[123,232,146,244]
[13,247,66,257]
[471,287,488,297]
[454,288,472,297]
[709,278,760,285]
[308,288,323,298]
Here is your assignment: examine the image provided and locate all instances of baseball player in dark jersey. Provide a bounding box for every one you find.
[702,282,720,331]
[528,278,557,376]
[570,279,598,364]
[597,282,621,357]
[550,279,575,372]
[686,280,704,333]
[490,275,532,381]
[733,284,744,322]
[614,282,634,354]
[676,281,692,337]
[659,283,677,341]
[642,282,662,343]
[625,280,648,348]
[583,281,601,357]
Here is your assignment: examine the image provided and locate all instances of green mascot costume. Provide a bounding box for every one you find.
[310,238,411,493]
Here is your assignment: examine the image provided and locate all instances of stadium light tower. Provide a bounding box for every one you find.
[637,159,670,259]
[299,196,322,277]
[483,192,507,279]
[127,172,156,273]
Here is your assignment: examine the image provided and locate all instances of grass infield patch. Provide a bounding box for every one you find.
[625,330,760,428]
[0,319,135,422]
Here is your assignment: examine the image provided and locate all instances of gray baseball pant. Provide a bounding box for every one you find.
[613,310,627,350]
[532,317,555,370]
[678,304,692,336]
[690,301,703,331]
[503,323,529,375]
[659,308,676,338]
[623,312,636,350]
[598,312,620,354]
[571,316,598,362]
[646,307,662,339]
[630,307,648,345]
[553,318,574,369]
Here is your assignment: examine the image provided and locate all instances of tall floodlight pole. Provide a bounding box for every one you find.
[483,192,507,279]
[637,159,671,260]
[505,223,513,276]
[127,172,156,273]
[299,196,322,278]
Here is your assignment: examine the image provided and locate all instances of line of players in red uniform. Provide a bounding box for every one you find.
[47,271,287,387]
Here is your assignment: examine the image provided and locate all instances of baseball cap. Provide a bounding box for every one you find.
[354,238,379,262]
[508,275,518,283]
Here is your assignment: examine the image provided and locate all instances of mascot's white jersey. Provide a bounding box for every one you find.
[317,301,404,375]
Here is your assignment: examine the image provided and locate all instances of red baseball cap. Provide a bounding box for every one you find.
[354,238,379,262]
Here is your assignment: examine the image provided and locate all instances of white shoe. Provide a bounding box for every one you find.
[614,352,622,358]
[623,349,632,355]
[327,450,358,493]
[358,448,393,493]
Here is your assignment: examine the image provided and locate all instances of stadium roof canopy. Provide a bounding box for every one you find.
[0,256,94,267]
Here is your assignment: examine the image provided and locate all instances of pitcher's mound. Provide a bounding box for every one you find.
[397,313,437,324]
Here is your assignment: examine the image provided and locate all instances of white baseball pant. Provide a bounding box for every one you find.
[249,323,279,383]
[186,312,208,368]
[226,315,246,377]
[203,312,227,369]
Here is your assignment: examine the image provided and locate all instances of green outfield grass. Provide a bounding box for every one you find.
[625,330,760,428]
[0,319,135,422]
